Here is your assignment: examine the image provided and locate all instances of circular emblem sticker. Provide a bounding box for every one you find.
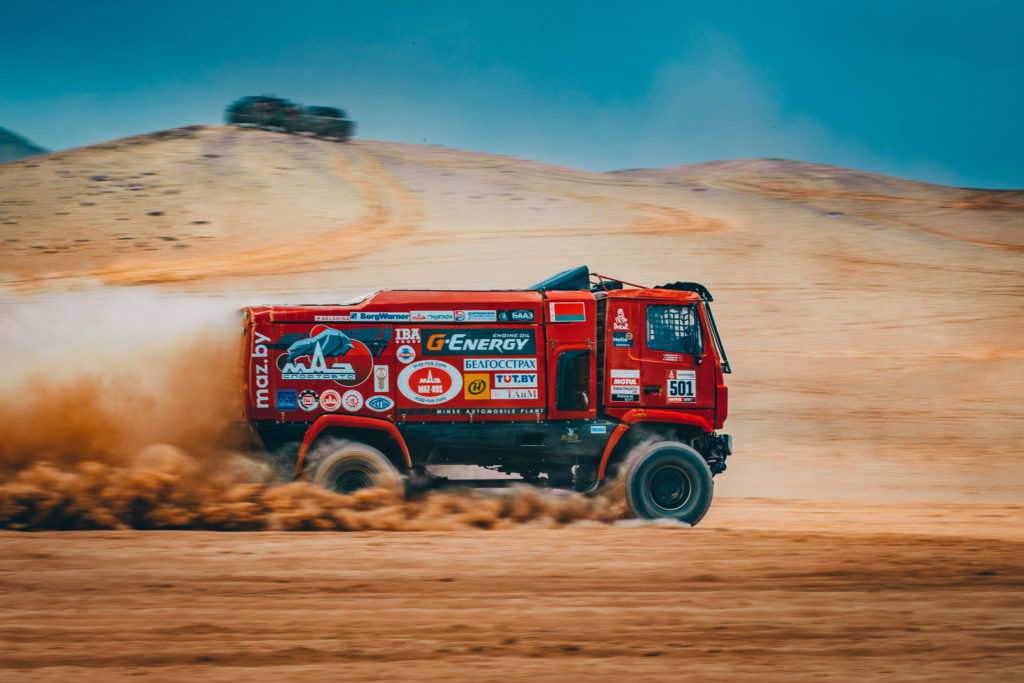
[396,344,416,364]
[398,360,462,405]
[298,389,319,412]
[341,390,364,412]
[319,389,342,412]
[366,395,395,412]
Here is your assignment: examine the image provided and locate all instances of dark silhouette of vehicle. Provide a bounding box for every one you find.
[225,96,355,142]
[300,106,356,141]
[224,96,301,130]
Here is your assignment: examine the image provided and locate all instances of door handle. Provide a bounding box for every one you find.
[643,385,661,394]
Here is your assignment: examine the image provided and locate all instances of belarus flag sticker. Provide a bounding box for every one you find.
[549,301,586,323]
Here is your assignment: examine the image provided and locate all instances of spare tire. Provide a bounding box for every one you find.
[624,441,713,525]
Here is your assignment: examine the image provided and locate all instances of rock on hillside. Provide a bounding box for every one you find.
[0,127,47,163]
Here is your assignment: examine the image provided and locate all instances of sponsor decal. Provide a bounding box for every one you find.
[561,426,579,442]
[395,330,420,364]
[411,310,454,322]
[319,389,342,412]
[423,329,536,356]
[464,373,490,400]
[490,388,538,400]
[549,301,586,323]
[612,330,634,348]
[398,360,463,404]
[494,373,537,388]
[590,424,608,434]
[606,370,638,403]
[454,310,497,322]
[396,345,416,364]
[498,309,535,322]
[667,369,696,403]
[314,315,350,322]
[613,308,629,331]
[401,407,545,416]
[275,390,297,411]
[366,395,395,412]
[395,328,421,342]
[373,365,389,392]
[252,330,272,409]
[277,326,373,386]
[350,311,410,322]
[609,369,640,402]
[298,389,319,411]
[464,358,537,371]
[342,389,364,412]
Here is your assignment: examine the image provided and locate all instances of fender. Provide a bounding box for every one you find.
[295,415,412,475]
[596,409,714,479]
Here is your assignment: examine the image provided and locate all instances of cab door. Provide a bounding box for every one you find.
[544,292,597,420]
[639,301,716,412]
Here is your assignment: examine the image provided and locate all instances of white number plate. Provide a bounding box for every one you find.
[667,370,696,402]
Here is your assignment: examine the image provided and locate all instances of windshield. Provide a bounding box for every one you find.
[646,304,702,355]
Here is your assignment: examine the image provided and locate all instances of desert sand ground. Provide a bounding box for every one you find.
[0,125,1022,680]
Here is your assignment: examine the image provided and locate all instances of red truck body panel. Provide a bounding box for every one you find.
[246,290,554,424]
[243,271,732,485]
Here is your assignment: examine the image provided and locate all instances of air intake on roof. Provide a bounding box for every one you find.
[531,265,590,292]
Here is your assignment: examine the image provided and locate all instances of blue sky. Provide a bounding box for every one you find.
[2,1,1022,188]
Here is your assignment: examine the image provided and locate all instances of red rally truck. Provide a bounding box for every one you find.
[243,266,732,524]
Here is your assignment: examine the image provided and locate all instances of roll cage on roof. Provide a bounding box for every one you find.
[531,265,714,301]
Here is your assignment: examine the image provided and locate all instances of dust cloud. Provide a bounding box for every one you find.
[0,289,629,531]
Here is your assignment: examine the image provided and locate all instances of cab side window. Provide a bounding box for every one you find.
[555,350,590,411]
[646,305,702,355]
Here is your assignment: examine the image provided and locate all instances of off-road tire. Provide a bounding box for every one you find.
[623,441,713,524]
[309,440,405,496]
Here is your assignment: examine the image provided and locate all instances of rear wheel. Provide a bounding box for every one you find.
[624,441,713,524]
[309,440,405,496]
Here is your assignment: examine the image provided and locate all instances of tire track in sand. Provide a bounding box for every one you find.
[519,191,731,239]
[510,166,734,235]
[397,152,732,243]
[82,146,423,285]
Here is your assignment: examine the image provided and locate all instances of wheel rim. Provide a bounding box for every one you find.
[648,464,691,511]
[330,466,375,494]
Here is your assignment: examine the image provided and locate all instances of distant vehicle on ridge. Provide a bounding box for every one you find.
[300,106,356,141]
[224,96,355,142]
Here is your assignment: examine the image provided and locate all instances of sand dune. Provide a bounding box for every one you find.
[1,125,1022,679]
[6,124,1019,500]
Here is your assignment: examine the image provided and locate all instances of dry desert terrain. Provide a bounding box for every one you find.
[0,125,1022,680]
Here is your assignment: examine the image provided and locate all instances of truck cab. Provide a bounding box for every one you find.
[243,266,732,524]
[600,287,728,425]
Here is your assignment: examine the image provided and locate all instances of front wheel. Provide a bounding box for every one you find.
[309,440,405,496]
[623,441,713,525]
